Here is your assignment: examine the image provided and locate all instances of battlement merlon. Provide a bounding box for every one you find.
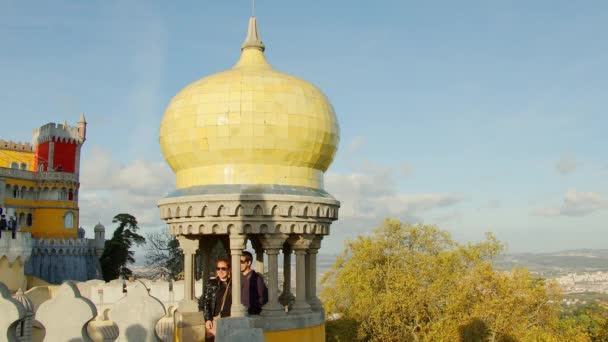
[0,139,34,153]
[32,115,87,146]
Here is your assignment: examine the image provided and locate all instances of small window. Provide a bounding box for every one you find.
[10,162,18,169]
[20,163,27,170]
[38,164,44,172]
[27,213,32,226]
[68,190,73,201]
[64,212,74,229]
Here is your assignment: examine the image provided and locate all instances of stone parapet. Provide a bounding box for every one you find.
[32,122,83,145]
[158,193,340,236]
[0,232,34,266]
[0,167,79,184]
[0,140,33,152]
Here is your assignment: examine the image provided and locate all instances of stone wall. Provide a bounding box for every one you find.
[25,237,102,284]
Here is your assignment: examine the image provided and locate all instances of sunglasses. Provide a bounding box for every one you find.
[216,267,229,271]
[240,260,250,264]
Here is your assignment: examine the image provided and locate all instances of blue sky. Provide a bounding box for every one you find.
[1,1,607,253]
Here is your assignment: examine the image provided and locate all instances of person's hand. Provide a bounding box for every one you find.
[205,320,213,330]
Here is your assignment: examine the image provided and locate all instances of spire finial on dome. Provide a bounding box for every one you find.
[241,16,265,52]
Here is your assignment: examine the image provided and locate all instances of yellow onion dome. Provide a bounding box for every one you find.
[160,17,339,190]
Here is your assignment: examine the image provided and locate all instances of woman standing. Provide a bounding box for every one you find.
[199,259,232,341]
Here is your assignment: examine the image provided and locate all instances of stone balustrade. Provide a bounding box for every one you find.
[0,279,178,342]
[0,167,79,183]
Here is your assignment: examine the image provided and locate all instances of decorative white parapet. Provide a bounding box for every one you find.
[36,282,97,341]
[0,282,27,342]
[0,232,34,266]
[0,279,190,341]
[110,280,167,342]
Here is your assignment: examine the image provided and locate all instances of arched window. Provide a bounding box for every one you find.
[10,162,18,169]
[38,163,44,172]
[18,213,25,226]
[64,212,74,229]
[60,189,68,201]
[20,186,26,199]
[20,163,27,170]
[26,213,32,226]
[68,190,73,201]
[12,186,18,198]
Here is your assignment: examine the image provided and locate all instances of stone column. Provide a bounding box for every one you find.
[306,236,323,311]
[48,141,55,170]
[229,234,247,317]
[288,234,314,314]
[279,244,295,308]
[177,236,199,312]
[259,234,288,316]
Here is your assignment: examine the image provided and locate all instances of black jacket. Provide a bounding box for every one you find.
[199,278,231,322]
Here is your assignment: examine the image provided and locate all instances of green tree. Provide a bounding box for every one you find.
[144,230,184,280]
[99,213,146,281]
[321,219,589,342]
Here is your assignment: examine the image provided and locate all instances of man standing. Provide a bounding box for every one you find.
[8,216,17,239]
[0,215,7,238]
[240,251,268,315]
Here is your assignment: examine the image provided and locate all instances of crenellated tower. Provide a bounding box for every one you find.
[32,117,86,174]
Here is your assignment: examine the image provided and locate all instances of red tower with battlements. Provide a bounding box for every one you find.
[32,114,87,173]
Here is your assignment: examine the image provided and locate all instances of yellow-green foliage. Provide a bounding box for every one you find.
[321,219,591,342]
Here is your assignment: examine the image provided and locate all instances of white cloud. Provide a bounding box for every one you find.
[79,146,174,229]
[325,167,461,222]
[556,154,577,175]
[532,190,607,217]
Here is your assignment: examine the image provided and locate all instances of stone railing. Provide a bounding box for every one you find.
[0,168,79,183]
[0,280,175,342]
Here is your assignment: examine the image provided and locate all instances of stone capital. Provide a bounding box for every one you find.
[287,234,315,251]
[259,233,289,251]
[176,236,199,254]
[309,235,323,251]
[229,234,247,250]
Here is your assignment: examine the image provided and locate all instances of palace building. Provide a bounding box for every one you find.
[0,115,86,238]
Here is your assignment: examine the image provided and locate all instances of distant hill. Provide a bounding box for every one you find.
[495,249,608,277]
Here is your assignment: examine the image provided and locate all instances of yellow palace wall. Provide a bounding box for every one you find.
[2,178,79,238]
[0,149,35,171]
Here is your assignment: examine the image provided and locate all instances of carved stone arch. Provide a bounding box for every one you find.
[201,206,207,217]
[198,224,205,232]
[272,224,280,234]
[325,207,331,218]
[311,224,318,234]
[167,207,172,218]
[289,224,297,234]
[202,225,212,234]
[216,205,225,217]
[301,206,309,217]
[178,225,184,234]
[271,205,280,216]
[212,224,221,234]
[175,207,181,218]
[259,224,268,233]
[243,224,252,234]
[186,206,193,217]
[302,224,309,234]
[315,206,321,217]
[187,225,194,234]
[250,224,260,234]
[288,206,295,217]
[227,224,240,235]
[253,205,263,216]
[235,205,244,217]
